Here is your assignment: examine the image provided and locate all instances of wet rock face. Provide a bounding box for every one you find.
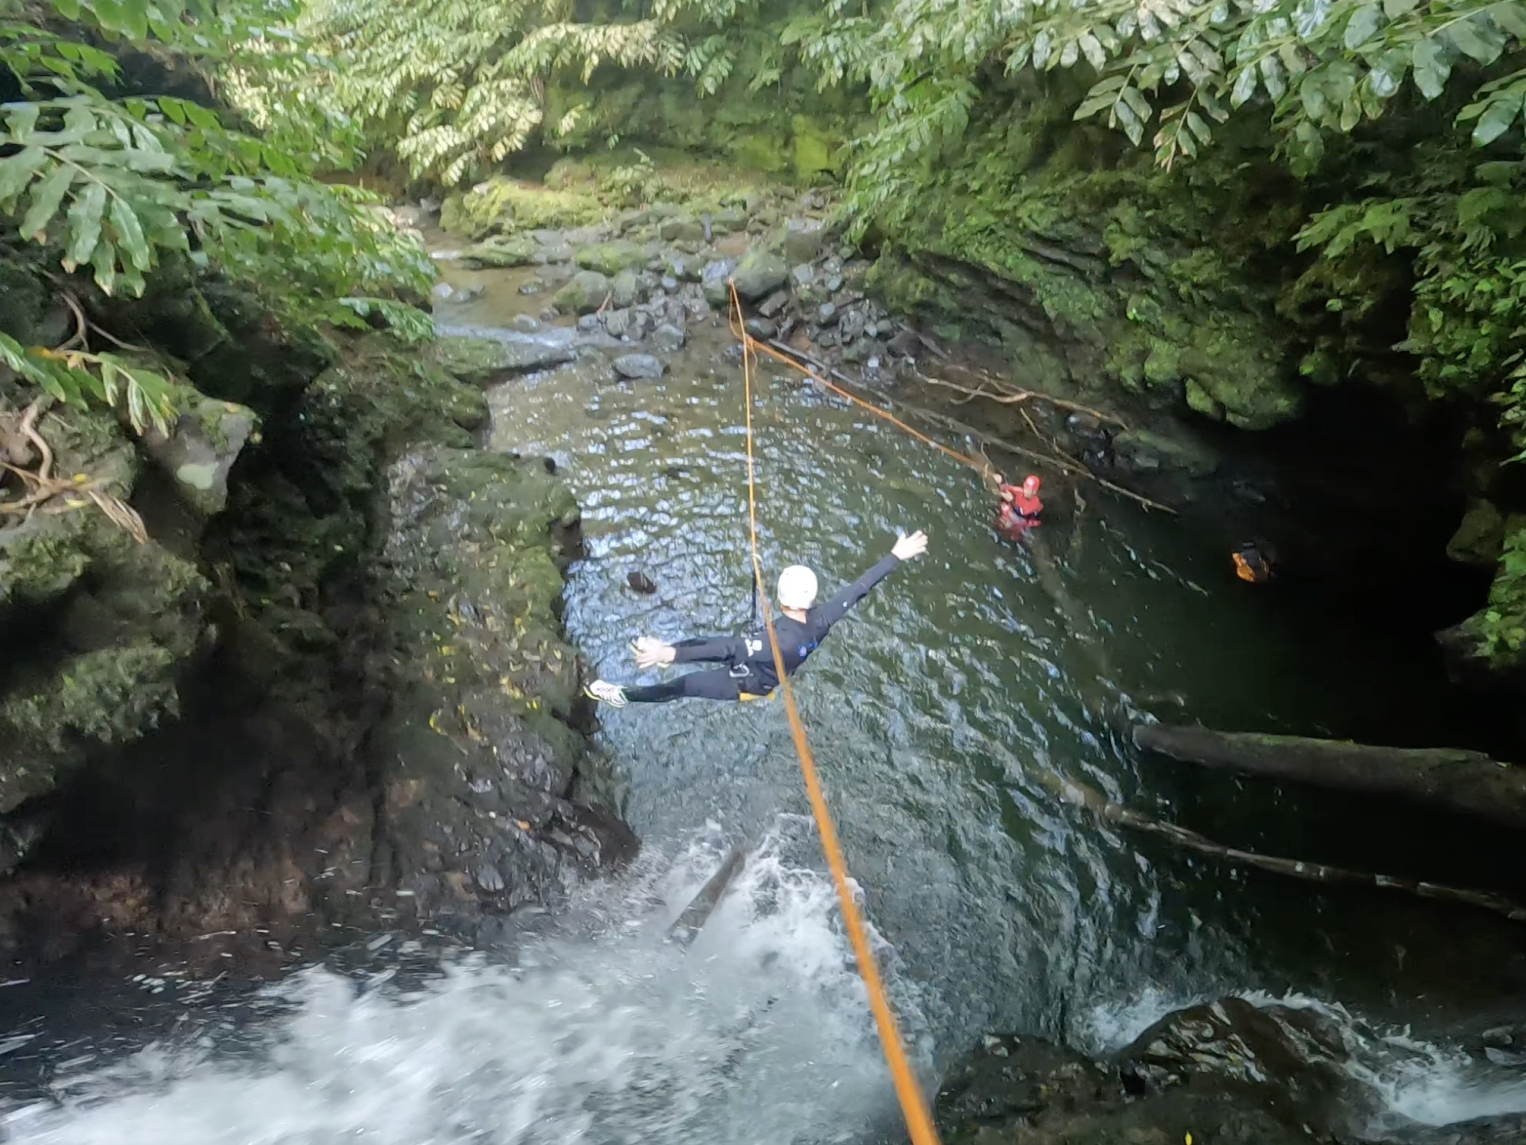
[371,446,637,920]
[936,1031,1312,1145]
[0,333,636,967]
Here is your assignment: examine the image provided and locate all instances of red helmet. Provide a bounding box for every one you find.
[1021,475,1041,496]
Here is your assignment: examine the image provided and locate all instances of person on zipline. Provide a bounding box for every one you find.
[583,529,929,707]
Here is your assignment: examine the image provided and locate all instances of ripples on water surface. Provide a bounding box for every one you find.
[2,312,1523,1141]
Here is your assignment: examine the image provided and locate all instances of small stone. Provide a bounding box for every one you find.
[517,280,543,295]
[627,571,658,594]
[758,290,791,318]
[475,863,505,893]
[842,337,873,364]
[791,264,815,287]
[816,302,838,325]
[660,275,679,291]
[577,314,600,333]
[539,307,558,323]
[825,274,844,293]
[839,308,865,342]
[745,317,777,339]
[604,309,630,338]
[612,353,665,380]
[700,258,738,307]
[511,314,540,333]
[822,256,844,276]
[652,323,686,352]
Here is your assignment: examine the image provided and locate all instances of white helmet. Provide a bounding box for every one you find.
[776,565,818,610]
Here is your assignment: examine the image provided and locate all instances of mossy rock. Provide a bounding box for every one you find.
[463,234,541,268]
[1447,500,1507,566]
[440,177,605,240]
[790,114,842,183]
[1441,518,1526,671]
[553,270,613,315]
[659,214,706,242]
[0,411,209,814]
[428,334,573,384]
[573,241,650,276]
[732,249,789,300]
[610,269,645,308]
[857,91,1303,430]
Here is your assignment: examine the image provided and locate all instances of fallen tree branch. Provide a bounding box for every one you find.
[761,339,1176,515]
[920,371,1128,428]
[1133,725,1526,832]
[1034,768,1526,926]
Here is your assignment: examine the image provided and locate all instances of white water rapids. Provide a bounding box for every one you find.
[4,823,1524,1145]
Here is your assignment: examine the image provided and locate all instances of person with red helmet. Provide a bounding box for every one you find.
[995,473,1043,535]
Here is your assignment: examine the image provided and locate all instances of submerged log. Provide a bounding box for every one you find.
[667,846,746,947]
[1035,768,1526,926]
[1133,724,1526,831]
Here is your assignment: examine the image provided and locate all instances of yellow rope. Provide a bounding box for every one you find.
[730,281,942,1145]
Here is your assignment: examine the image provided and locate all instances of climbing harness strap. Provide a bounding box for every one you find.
[730,282,942,1145]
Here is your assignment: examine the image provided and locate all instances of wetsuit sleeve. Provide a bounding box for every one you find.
[670,635,749,664]
[814,554,902,629]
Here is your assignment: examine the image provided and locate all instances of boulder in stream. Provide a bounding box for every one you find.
[732,249,789,301]
[611,268,645,309]
[612,353,665,380]
[552,270,611,315]
[652,323,686,352]
[463,234,540,268]
[937,996,1514,1145]
[429,331,576,379]
[573,241,650,276]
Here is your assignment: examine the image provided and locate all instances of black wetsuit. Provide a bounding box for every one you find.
[623,554,904,703]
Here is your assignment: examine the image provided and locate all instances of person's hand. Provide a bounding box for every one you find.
[891,530,928,561]
[632,636,676,668]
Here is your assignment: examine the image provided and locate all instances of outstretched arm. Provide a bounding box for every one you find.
[815,530,929,628]
[633,634,746,668]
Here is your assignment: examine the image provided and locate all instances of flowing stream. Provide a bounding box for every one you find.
[2,260,1525,1141]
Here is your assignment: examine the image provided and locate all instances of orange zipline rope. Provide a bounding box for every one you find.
[728,282,942,1145]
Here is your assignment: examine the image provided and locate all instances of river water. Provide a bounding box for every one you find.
[2,262,1525,1142]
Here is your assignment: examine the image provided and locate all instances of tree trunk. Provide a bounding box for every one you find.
[1132,724,1526,831]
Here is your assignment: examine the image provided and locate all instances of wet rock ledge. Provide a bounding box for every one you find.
[0,325,635,970]
[938,997,1525,1145]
